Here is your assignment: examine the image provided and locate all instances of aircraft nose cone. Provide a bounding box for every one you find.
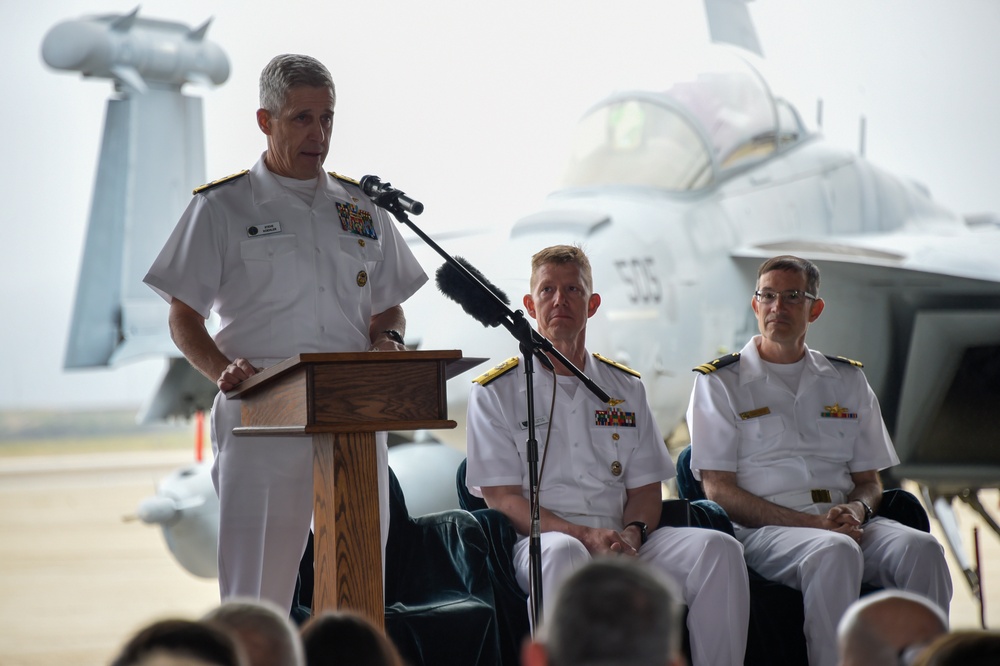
[136,496,177,525]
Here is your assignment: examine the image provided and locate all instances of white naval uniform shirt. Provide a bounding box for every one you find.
[466,353,674,532]
[686,336,898,516]
[143,154,427,360]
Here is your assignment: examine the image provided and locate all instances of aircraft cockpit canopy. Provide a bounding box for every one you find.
[560,48,805,192]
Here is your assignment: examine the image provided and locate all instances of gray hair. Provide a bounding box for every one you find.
[259,54,335,114]
[541,559,682,666]
[204,598,304,666]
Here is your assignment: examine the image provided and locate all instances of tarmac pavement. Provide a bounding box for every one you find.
[0,450,997,665]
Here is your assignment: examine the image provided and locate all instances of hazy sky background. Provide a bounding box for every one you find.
[2,0,999,414]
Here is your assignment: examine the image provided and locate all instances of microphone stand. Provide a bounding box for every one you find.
[369,190,611,631]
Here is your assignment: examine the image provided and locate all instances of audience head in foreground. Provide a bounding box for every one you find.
[300,610,404,666]
[837,589,948,666]
[203,598,304,666]
[110,618,246,666]
[911,630,1000,666]
[523,558,685,666]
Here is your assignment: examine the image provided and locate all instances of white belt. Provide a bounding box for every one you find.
[764,488,846,508]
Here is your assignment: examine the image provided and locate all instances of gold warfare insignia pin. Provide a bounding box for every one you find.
[356,270,368,287]
[821,403,857,419]
[610,461,623,476]
[739,407,771,420]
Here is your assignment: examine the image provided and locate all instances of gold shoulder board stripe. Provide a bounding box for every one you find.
[329,172,360,186]
[473,357,519,386]
[193,169,249,195]
[826,355,864,368]
[692,352,741,375]
[592,353,641,378]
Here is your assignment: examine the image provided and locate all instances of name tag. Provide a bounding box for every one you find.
[247,222,281,237]
[519,416,549,430]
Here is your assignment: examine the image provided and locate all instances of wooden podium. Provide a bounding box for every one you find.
[226,350,472,629]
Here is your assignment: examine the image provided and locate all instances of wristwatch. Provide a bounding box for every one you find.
[856,499,873,524]
[625,520,648,545]
[382,329,405,345]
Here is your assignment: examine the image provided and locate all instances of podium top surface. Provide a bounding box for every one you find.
[225,350,484,400]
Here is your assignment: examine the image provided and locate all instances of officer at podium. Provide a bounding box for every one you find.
[144,53,426,612]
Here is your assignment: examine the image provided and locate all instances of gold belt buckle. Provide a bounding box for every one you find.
[811,489,832,503]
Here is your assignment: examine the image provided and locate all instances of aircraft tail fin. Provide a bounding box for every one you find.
[64,91,208,375]
[704,0,763,56]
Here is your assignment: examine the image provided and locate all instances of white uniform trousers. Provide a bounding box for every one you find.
[513,526,750,666]
[211,392,390,611]
[736,517,952,666]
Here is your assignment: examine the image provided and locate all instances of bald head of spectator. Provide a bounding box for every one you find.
[837,590,948,666]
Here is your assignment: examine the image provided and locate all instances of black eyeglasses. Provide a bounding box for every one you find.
[754,289,817,305]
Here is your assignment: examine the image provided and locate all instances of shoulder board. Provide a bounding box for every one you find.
[826,355,864,369]
[193,169,249,195]
[473,357,519,386]
[693,353,741,375]
[329,172,360,186]
[592,353,641,378]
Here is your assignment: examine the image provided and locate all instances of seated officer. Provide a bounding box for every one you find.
[687,254,952,666]
[467,244,750,666]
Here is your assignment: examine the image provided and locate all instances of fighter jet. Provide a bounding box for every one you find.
[403,1,1000,595]
[46,3,1000,591]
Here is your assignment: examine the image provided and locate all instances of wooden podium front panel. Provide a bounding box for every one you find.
[312,360,446,426]
[238,367,311,429]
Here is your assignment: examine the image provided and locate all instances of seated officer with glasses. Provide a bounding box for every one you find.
[685,255,951,666]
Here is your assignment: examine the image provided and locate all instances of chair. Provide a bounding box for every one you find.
[455,458,732,666]
[675,444,931,666]
[294,467,502,666]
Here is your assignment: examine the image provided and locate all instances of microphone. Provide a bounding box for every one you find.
[359,175,424,215]
[435,257,510,328]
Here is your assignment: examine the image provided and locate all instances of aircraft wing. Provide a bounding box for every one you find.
[138,357,218,424]
[731,226,1000,284]
[730,229,1000,492]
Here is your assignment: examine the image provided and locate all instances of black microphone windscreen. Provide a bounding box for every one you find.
[359,175,380,198]
[435,257,510,328]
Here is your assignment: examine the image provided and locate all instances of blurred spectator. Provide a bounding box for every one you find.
[837,590,948,666]
[300,610,404,666]
[110,618,246,666]
[522,558,685,666]
[911,630,1000,666]
[204,598,304,666]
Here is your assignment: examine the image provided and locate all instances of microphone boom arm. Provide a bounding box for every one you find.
[368,183,613,631]
[374,197,611,404]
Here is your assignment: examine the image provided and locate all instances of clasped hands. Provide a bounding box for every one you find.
[820,502,866,544]
[581,526,642,557]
